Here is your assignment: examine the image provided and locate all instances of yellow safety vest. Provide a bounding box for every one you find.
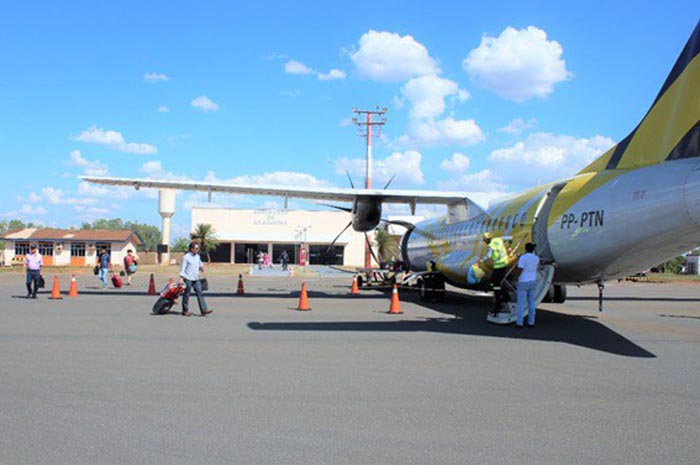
[489,237,508,269]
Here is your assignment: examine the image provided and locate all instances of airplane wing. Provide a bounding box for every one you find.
[80,176,473,205]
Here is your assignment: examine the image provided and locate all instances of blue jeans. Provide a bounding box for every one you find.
[517,280,537,326]
[98,268,109,287]
[26,270,41,297]
[182,279,208,314]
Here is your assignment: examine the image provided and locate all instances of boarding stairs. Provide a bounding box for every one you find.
[486,264,555,325]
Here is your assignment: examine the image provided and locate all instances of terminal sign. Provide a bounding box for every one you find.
[253,210,289,226]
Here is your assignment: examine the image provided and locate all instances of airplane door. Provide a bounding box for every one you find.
[531,183,566,264]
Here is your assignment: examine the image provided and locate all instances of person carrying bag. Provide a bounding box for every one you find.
[178,242,212,317]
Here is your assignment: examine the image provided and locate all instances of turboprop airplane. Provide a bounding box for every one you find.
[84,22,700,323]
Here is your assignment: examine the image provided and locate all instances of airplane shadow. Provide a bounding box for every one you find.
[568,296,700,303]
[248,289,657,359]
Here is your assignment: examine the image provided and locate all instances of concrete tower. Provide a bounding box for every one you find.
[158,189,176,265]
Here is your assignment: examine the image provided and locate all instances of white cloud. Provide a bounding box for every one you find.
[499,117,536,135]
[2,204,48,218]
[74,126,157,155]
[77,181,134,200]
[350,30,440,83]
[191,96,219,112]
[401,75,469,120]
[223,171,331,188]
[280,89,302,97]
[284,60,314,75]
[488,132,614,184]
[437,169,511,208]
[400,117,484,147]
[463,26,571,102]
[440,153,470,172]
[140,160,163,176]
[157,106,169,112]
[334,150,424,185]
[143,72,170,83]
[318,68,347,80]
[67,150,108,176]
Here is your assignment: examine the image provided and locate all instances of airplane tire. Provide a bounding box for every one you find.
[553,284,567,303]
[356,275,364,288]
[542,285,555,303]
[419,279,429,301]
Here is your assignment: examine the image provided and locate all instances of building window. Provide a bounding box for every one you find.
[309,245,344,265]
[15,242,31,256]
[71,242,86,257]
[95,243,112,255]
[38,242,54,256]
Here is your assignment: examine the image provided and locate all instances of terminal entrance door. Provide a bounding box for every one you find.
[235,243,269,264]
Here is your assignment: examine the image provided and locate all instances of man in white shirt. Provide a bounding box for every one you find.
[516,243,540,328]
[178,242,212,317]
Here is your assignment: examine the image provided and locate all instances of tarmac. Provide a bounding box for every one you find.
[1,271,699,465]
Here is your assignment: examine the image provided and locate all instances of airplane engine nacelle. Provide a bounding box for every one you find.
[352,197,382,232]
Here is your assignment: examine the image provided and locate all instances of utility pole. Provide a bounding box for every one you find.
[352,107,387,268]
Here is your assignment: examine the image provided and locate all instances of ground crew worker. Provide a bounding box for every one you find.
[478,232,509,314]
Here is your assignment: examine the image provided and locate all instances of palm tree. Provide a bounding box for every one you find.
[374,227,399,264]
[190,223,218,262]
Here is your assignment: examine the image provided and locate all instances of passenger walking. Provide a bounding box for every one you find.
[280,250,290,271]
[478,232,509,314]
[257,251,264,270]
[123,249,138,286]
[516,243,540,328]
[179,242,212,317]
[263,252,271,268]
[24,244,42,298]
[96,247,110,290]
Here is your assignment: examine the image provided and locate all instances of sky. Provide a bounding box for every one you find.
[1,1,697,240]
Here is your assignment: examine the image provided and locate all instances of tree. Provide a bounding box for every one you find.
[190,223,218,262]
[374,228,399,264]
[81,218,160,252]
[172,237,190,252]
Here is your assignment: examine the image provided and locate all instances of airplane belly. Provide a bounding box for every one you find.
[548,160,700,282]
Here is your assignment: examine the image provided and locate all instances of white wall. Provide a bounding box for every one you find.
[191,208,370,266]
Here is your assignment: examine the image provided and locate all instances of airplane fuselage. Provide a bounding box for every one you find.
[405,159,700,286]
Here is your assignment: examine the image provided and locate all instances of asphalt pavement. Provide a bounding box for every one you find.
[1,272,698,465]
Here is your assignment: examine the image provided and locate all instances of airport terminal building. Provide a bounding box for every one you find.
[192,207,369,266]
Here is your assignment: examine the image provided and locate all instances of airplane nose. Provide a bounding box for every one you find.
[683,164,700,226]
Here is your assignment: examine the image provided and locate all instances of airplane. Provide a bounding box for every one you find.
[83,22,700,323]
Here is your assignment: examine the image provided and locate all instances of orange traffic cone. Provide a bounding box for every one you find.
[350,276,360,294]
[296,282,311,311]
[49,275,63,300]
[237,274,245,295]
[147,273,157,295]
[68,274,78,298]
[387,284,402,314]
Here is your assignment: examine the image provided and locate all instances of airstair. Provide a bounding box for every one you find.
[486,264,555,325]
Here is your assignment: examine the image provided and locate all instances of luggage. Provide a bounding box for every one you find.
[152,281,186,315]
[112,274,123,289]
[200,277,209,291]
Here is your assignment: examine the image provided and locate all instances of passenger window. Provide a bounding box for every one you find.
[520,212,528,226]
[512,213,519,227]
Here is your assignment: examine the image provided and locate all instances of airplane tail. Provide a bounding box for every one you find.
[579,21,700,174]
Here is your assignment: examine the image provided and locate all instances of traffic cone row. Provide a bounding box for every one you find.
[296,282,311,311]
[42,273,403,316]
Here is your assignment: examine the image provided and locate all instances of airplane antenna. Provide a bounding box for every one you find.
[352,106,387,268]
